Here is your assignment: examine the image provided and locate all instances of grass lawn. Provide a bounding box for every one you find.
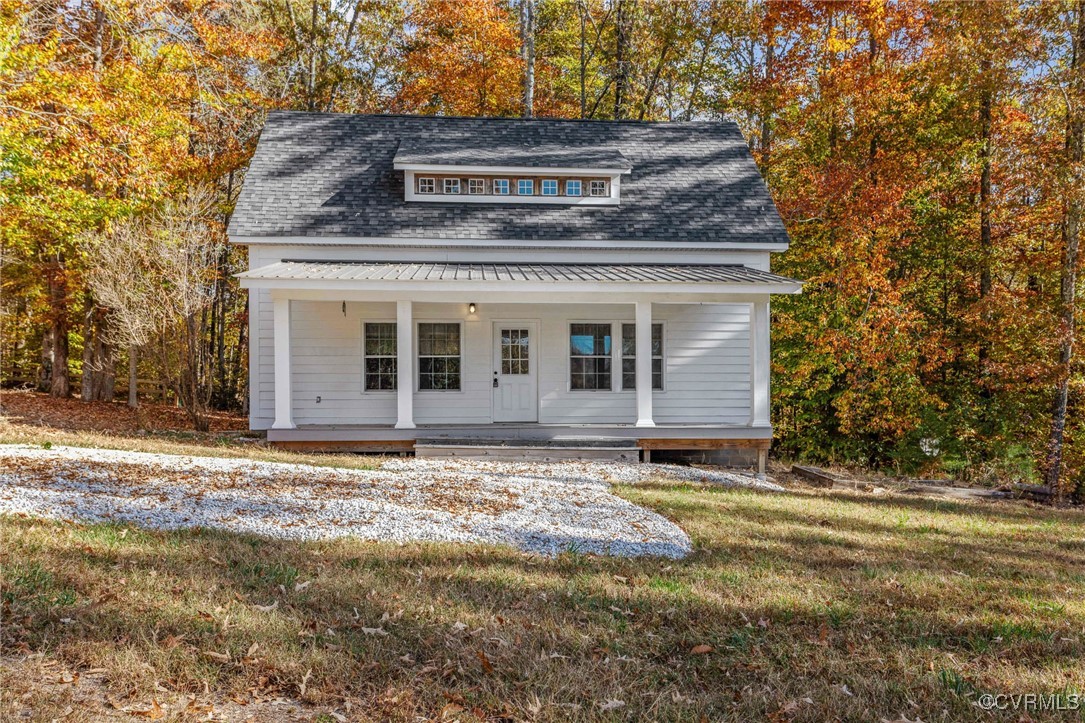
[2,392,1084,721]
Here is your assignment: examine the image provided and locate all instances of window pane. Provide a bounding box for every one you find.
[652,324,663,357]
[364,323,397,356]
[493,179,509,194]
[622,358,636,390]
[542,179,558,195]
[566,180,581,196]
[518,179,534,195]
[570,324,611,356]
[418,323,460,391]
[419,323,460,355]
[622,323,635,356]
[365,357,397,390]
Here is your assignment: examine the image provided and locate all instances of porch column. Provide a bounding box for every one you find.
[635,301,655,427]
[749,299,771,427]
[272,297,294,429]
[395,300,415,429]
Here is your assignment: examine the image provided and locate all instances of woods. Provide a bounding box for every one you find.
[0,0,1082,493]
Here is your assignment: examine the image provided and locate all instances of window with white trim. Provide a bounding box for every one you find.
[589,179,608,197]
[417,177,435,194]
[443,178,461,194]
[517,179,534,195]
[570,323,612,391]
[621,323,663,390]
[468,178,485,195]
[541,179,558,196]
[364,323,397,391]
[418,323,461,391]
[565,179,582,196]
[493,178,509,195]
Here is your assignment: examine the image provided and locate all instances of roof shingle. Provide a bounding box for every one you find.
[228,112,789,246]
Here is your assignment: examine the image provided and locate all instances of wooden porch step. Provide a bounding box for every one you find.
[414,438,640,462]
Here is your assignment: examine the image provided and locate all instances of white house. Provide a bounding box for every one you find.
[229,112,800,470]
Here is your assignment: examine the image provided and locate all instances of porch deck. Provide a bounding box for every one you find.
[266,423,772,468]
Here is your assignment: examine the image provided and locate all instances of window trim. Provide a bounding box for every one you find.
[362,320,398,394]
[468,178,486,195]
[417,176,436,194]
[517,178,535,196]
[541,179,559,196]
[565,179,582,197]
[619,322,665,392]
[567,321,617,393]
[492,178,510,195]
[416,320,465,393]
[443,178,461,195]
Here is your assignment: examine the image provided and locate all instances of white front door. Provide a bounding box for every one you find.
[492,322,538,423]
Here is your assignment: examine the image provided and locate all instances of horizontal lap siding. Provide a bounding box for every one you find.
[246,250,756,429]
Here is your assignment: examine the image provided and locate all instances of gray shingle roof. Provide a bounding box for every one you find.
[393,139,631,170]
[228,112,789,245]
[239,261,801,288]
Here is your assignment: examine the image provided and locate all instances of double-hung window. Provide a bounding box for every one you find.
[589,179,608,197]
[541,179,558,196]
[517,179,534,196]
[364,323,397,391]
[443,178,461,194]
[570,323,612,391]
[417,177,435,194]
[418,323,461,390]
[493,178,510,195]
[621,323,663,390]
[565,179,582,196]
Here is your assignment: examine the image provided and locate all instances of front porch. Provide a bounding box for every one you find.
[238,260,801,469]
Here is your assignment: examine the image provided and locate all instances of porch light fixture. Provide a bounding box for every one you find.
[468,302,477,314]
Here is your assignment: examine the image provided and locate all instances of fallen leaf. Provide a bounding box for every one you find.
[130,700,165,720]
[689,644,713,655]
[299,668,312,698]
[361,626,388,636]
[476,650,494,674]
[294,580,311,592]
[255,601,278,613]
[203,651,231,663]
[600,699,625,711]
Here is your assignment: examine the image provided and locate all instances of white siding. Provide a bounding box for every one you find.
[250,305,752,428]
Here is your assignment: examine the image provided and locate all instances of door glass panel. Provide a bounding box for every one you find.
[500,328,530,375]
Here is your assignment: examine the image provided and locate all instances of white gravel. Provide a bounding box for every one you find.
[0,445,778,558]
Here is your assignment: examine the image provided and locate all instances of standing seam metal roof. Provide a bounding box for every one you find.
[238,261,802,285]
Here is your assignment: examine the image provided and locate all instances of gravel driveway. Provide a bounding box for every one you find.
[0,445,778,558]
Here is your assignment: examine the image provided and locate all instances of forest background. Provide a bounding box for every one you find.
[1,0,1082,495]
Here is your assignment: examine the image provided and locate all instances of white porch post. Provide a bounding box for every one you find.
[272,296,294,429]
[635,300,655,427]
[749,299,771,427]
[395,300,415,429]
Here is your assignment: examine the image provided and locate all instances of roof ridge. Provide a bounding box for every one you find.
[266,109,734,128]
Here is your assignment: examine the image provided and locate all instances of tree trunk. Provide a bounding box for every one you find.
[80,304,114,402]
[46,270,69,398]
[1047,0,1085,497]
[978,61,993,411]
[521,0,535,118]
[128,346,138,408]
[614,0,627,120]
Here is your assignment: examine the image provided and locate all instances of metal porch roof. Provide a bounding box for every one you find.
[238,261,801,286]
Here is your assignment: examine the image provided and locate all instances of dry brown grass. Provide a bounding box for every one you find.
[2,477,1083,721]
[2,392,1084,721]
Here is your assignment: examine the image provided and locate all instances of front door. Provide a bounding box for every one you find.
[492,322,538,423]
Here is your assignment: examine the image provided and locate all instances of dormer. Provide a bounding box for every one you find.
[393,139,632,206]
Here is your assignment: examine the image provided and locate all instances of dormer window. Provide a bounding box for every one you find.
[468,178,485,195]
[417,177,436,194]
[541,179,558,196]
[517,179,534,196]
[444,178,461,194]
[565,180,582,197]
[493,178,509,195]
[590,180,608,197]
